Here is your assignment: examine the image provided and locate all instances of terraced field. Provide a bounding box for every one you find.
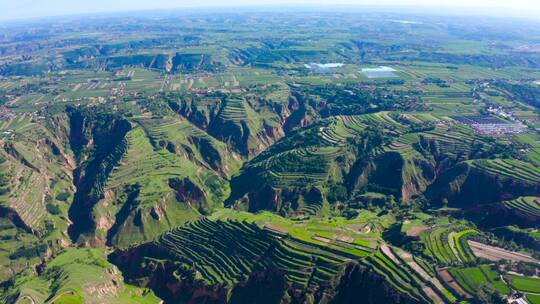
[363,245,457,304]
[256,147,338,188]
[236,112,406,189]
[4,248,160,304]
[358,112,406,133]
[384,133,421,157]
[421,226,477,265]
[527,294,540,304]
[137,115,242,175]
[101,122,231,247]
[0,113,35,131]
[382,133,431,200]
[115,217,459,303]
[155,219,358,289]
[420,125,486,157]
[240,116,368,189]
[3,9,540,304]
[502,196,540,218]
[219,97,249,122]
[210,208,379,254]
[0,115,73,234]
[448,265,511,296]
[468,159,540,184]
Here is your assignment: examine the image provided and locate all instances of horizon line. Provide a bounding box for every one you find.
[1,4,540,24]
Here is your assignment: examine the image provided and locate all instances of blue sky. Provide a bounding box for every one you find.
[2,0,540,21]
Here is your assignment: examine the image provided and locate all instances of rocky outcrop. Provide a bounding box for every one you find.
[168,177,209,212]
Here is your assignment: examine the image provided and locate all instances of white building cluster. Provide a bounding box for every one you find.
[470,123,526,135]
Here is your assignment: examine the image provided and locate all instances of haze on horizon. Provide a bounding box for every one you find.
[1,0,540,21]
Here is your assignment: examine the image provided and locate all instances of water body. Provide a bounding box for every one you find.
[361,66,398,79]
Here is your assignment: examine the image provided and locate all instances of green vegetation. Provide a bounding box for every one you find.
[362,248,431,302]
[527,294,540,304]
[448,265,511,295]
[468,159,540,184]
[502,197,540,218]
[0,248,160,304]
[1,9,540,304]
[421,226,476,265]
[156,219,358,288]
[506,274,540,293]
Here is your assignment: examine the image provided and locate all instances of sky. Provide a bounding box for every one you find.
[2,0,540,21]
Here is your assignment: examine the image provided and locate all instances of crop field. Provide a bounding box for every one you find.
[3,9,540,304]
[505,274,540,293]
[449,265,511,295]
[448,265,511,295]
[421,226,477,265]
[102,122,233,246]
[397,63,527,82]
[527,294,540,304]
[155,219,359,288]
[8,248,160,304]
[467,240,538,263]
[502,196,540,218]
[363,244,459,303]
[468,159,540,184]
[210,208,380,253]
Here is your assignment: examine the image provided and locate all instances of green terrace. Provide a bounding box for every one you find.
[421,226,477,266]
[467,159,540,184]
[448,265,511,296]
[502,197,540,219]
[123,215,462,303]
[153,219,359,288]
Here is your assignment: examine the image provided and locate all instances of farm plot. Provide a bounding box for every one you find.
[437,268,472,299]
[391,245,457,304]
[421,226,477,265]
[527,294,540,304]
[360,241,466,303]
[362,246,434,303]
[154,219,359,289]
[243,116,368,189]
[467,240,538,263]
[468,159,540,185]
[502,197,540,219]
[448,265,511,296]
[505,274,540,293]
